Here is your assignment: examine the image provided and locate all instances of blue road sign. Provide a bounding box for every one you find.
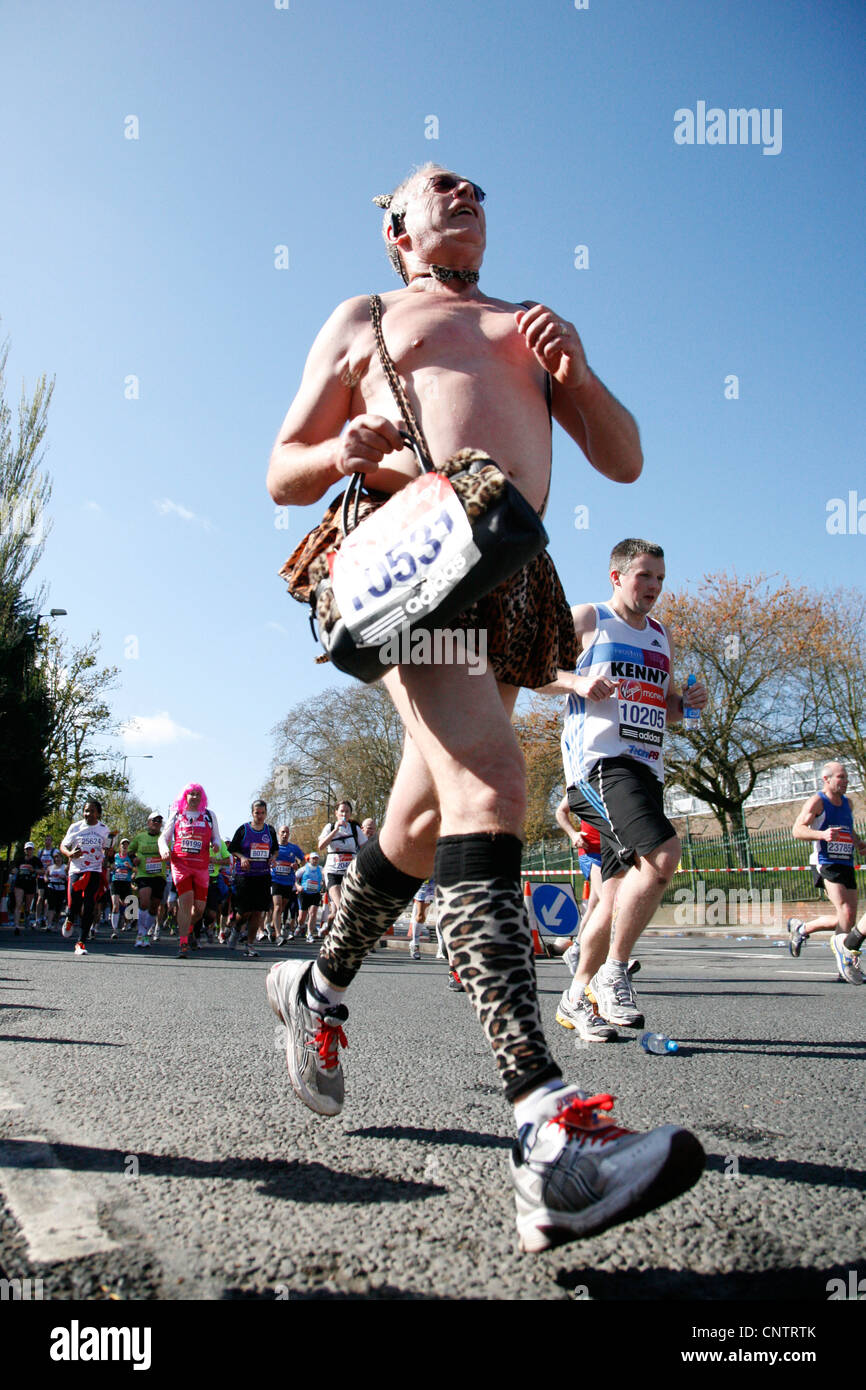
[531,883,579,936]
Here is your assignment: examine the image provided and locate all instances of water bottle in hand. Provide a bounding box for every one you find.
[683,673,701,728]
[641,1031,679,1055]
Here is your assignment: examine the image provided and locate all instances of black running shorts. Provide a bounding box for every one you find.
[234,874,272,915]
[568,756,677,882]
[813,863,857,891]
[135,876,165,903]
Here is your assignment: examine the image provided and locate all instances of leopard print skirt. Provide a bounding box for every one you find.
[279,451,576,690]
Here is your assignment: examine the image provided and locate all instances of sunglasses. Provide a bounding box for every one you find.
[426,173,485,203]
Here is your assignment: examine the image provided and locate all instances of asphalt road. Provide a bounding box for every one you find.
[0,927,864,1304]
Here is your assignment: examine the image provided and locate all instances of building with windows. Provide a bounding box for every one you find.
[665,751,865,838]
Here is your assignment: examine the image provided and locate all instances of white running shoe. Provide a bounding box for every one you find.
[563,940,580,976]
[589,961,645,1028]
[510,1086,705,1253]
[266,960,347,1117]
[831,934,863,985]
[555,990,616,1042]
[73,943,87,957]
[787,917,806,958]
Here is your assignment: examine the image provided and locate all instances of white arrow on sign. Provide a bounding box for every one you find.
[540,891,568,927]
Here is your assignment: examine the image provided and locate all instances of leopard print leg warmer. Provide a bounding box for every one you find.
[317,837,424,989]
[435,833,562,1102]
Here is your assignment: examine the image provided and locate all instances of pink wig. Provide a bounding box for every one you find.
[174,782,208,816]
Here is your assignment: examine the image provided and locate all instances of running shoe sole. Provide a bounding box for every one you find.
[514,1128,705,1253]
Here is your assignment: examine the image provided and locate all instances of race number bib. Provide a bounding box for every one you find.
[180,838,202,854]
[827,832,854,860]
[331,475,481,648]
[145,857,163,874]
[250,845,270,860]
[617,679,666,748]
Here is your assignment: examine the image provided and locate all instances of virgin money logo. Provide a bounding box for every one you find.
[619,680,642,700]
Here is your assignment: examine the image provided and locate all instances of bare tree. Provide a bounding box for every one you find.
[657,573,831,847]
[269,683,405,838]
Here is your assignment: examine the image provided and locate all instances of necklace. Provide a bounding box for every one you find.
[413,265,480,285]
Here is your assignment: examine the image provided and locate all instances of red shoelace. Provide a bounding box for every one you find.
[552,1093,631,1144]
[307,1021,348,1069]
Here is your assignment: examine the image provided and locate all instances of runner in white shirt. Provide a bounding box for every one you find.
[318,801,366,935]
[60,798,116,956]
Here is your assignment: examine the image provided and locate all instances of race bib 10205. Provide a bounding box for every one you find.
[330,475,480,648]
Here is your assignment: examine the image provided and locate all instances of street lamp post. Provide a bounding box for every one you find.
[121,754,153,787]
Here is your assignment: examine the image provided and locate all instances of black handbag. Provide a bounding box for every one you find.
[305,295,549,683]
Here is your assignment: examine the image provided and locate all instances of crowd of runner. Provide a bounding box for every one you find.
[1,792,445,964]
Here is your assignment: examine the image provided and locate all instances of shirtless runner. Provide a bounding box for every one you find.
[265,163,704,1251]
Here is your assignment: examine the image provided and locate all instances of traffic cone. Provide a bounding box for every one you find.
[524,880,544,956]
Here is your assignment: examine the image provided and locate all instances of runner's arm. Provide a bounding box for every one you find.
[538,604,613,698]
[158,815,177,859]
[555,797,582,848]
[267,297,404,506]
[792,796,829,841]
[665,632,707,723]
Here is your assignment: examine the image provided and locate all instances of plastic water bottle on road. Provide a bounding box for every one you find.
[640,1032,679,1055]
[683,673,700,728]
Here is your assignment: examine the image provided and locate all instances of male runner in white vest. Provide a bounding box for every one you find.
[547,539,707,1041]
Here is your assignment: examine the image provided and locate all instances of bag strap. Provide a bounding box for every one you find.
[369,295,434,471]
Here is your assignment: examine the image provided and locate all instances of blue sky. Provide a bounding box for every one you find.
[1,0,863,827]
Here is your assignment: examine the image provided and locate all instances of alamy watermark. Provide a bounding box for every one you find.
[378,626,487,675]
[1,1277,44,1300]
[826,491,866,535]
[674,103,782,156]
[673,885,783,927]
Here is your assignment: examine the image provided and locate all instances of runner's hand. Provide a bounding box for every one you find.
[825,827,846,842]
[575,675,616,701]
[335,415,406,477]
[682,680,708,710]
[516,304,590,389]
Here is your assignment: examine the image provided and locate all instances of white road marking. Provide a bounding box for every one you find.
[0,1134,121,1263]
[0,1084,24,1111]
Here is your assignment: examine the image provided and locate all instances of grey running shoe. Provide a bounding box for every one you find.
[510,1086,705,1253]
[831,934,863,985]
[563,940,580,976]
[787,917,806,958]
[447,970,465,992]
[555,990,616,1043]
[589,961,645,1028]
[409,946,421,960]
[266,960,347,1117]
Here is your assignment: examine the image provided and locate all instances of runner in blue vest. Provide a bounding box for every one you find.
[228,800,278,959]
[788,762,866,984]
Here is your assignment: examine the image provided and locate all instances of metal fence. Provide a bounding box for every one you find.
[522,822,866,906]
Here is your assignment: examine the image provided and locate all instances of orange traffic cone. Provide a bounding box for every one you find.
[524,879,544,956]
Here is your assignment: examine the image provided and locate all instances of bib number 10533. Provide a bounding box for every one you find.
[331,474,480,647]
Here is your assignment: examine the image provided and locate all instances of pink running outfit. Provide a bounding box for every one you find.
[163,808,221,902]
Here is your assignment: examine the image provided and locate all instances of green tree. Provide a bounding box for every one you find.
[40,631,121,821]
[0,328,55,845]
[0,594,53,847]
[0,331,53,633]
